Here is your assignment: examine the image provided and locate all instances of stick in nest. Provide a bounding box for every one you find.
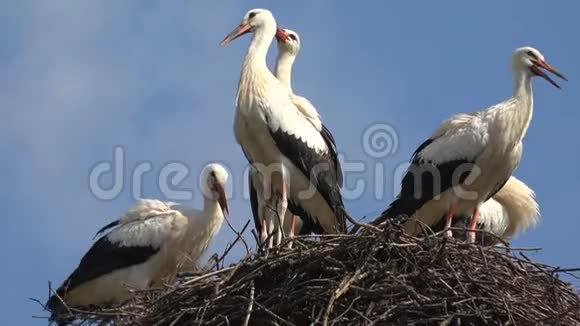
[223,214,250,255]
[36,223,580,326]
[343,207,380,234]
[242,281,255,326]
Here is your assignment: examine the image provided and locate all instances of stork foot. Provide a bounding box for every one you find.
[286,214,297,249]
[466,230,476,243]
[443,204,457,240]
[444,229,453,238]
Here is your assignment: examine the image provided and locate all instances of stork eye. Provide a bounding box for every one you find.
[210,171,216,177]
[248,11,257,19]
[289,34,297,41]
[527,50,536,59]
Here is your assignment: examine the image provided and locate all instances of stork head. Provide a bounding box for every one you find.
[511,47,567,89]
[275,28,300,55]
[200,163,229,217]
[220,9,277,46]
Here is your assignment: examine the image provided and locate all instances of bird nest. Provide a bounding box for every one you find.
[42,222,580,325]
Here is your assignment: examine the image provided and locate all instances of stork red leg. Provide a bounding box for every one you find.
[275,172,288,246]
[267,209,275,249]
[466,207,479,243]
[289,215,297,238]
[443,204,457,238]
[286,214,297,249]
[260,206,268,246]
[262,176,276,249]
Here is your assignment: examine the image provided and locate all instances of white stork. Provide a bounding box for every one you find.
[431,176,540,245]
[221,9,346,248]
[248,28,341,246]
[376,46,565,242]
[273,28,322,131]
[47,163,229,319]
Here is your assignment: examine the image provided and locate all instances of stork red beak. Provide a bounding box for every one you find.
[214,183,229,217]
[531,60,568,89]
[275,27,289,43]
[220,23,252,46]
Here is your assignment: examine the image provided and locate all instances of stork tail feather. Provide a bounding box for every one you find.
[372,198,421,227]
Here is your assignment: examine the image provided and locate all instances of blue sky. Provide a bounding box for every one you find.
[1,1,578,324]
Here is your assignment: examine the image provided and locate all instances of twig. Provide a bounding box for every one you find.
[344,208,380,234]
[322,266,367,326]
[253,301,296,326]
[214,220,251,269]
[180,266,236,287]
[242,281,255,326]
[223,216,250,255]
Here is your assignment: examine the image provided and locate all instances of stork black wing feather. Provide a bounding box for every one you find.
[485,177,510,202]
[51,236,158,300]
[374,134,479,226]
[248,171,262,236]
[320,123,343,187]
[269,128,346,233]
[93,220,120,239]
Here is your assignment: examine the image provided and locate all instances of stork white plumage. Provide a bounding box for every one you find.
[376,46,566,242]
[249,27,308,245]
[274,28,322,131]
[432,176,540,245]
[221,9,346,248]
[248,28,341,245]
[47,164,229,320]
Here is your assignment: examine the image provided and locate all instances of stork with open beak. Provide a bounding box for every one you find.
[374,47,566,243]
[222,9,347,249]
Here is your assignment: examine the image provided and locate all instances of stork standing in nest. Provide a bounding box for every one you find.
[375,47,566,242]
[221,9,346,249]
[249,27,342,246]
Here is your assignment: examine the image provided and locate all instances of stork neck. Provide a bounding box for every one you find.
[236,25,278,105]
[512,71,533,98]
[203,196,223,218]
[274,51,295,92]
[508,71,534,143]
[242,26,276,74]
